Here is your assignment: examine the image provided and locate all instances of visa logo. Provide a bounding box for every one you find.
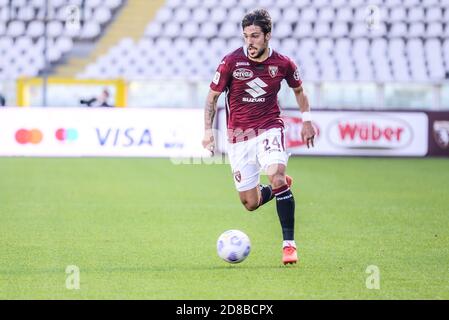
[96,128,152,147]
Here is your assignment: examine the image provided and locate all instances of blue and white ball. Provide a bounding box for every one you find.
[217,230,251,264]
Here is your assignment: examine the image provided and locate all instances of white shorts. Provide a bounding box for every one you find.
[227,128,289,192]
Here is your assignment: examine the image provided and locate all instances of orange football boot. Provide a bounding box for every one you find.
[282,245,298,265]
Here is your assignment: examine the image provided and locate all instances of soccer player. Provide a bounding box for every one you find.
[202,9,315,265]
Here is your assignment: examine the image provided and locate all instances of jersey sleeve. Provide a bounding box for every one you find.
[210,58,232,92]
[285,58,302,88]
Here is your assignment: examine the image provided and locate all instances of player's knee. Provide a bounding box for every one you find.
[271,174,286,189]
[241,199,259,211]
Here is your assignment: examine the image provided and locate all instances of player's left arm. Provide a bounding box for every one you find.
[292,86,316,148]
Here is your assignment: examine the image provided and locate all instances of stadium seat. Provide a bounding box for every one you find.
[228,7,245,23]
[427,22,443,37]
[201,0,220,9]
[154,7,172,23]
[55,37,73,53]
[331,22,349,38]
[301,7,317,22]
[80,22,100,39]
[403,0,420,7]
[314,22,331,38]
[390,23,408,37]
[210,7,227,23]
[390,7,407,22]
[17,7,35,22]
[280,38,297,56]
[174,7,191,24]
[220,22,239,39]
[94,7,112,25]
[274,22,292,38]
[408,7,425,22]
[181,21,199,38]
[336,7,353,22]
[199,22,218,38]
[47,21,63,38]
[426,7,442,22]
[104,0,123,10]
[422,0,439,7]
[409,22,425,38]
[350,23,368,38]
[7,21,26,37]
[314,0,331,8]
[191,7,209,23]
[276,0,292,9]
[0,22,6,36]
[163,22,181,38]
[145,22,162,37]
[267,7,282,22]
[320,7,336,22]
[221,0,239,9]
[282,8,300,23]
[184,0,202,9]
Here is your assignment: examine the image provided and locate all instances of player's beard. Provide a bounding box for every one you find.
[252,47,266,59]
[248,41,268,59]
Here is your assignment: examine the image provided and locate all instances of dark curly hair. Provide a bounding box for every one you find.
[241,9,272,34]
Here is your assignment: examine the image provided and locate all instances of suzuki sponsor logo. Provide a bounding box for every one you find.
[15,129,43,145]
[236,62,250,67]
[244,77,267,98]
[242,97,266,103]
[328,116,412,149]
[233,68,254,80]
[96,128,152,147]
[283,116,320,148]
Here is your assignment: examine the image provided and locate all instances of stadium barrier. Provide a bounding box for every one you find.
[0,107,447,157]
[216,108,449,157]
[0,107,209,157]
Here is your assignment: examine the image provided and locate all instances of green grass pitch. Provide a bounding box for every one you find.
[0,157,448,299]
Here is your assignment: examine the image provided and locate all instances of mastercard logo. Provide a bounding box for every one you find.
[55,128,78,142]
[15,129,43,144]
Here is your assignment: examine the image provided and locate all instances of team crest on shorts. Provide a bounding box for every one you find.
[268,65,278,78]
[234,170,241,183]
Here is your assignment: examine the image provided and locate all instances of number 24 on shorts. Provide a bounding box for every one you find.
[263,136,282,151]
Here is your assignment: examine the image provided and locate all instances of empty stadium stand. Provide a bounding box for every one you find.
[77,0,449,83]
[0,0,124,79]
[1,0,449,84]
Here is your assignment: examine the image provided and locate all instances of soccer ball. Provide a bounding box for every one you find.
[216,230,251,264]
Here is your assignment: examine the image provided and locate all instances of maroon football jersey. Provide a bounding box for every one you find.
[210,47,302,143]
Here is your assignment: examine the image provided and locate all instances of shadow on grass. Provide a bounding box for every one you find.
[0,263,297,276]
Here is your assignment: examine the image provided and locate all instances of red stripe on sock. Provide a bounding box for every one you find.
[272,184,289,196]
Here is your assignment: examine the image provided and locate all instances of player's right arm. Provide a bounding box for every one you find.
[202,57,232,154]
[202,89,221,154]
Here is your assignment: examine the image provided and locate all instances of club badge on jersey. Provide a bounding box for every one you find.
[268,66,278,78]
